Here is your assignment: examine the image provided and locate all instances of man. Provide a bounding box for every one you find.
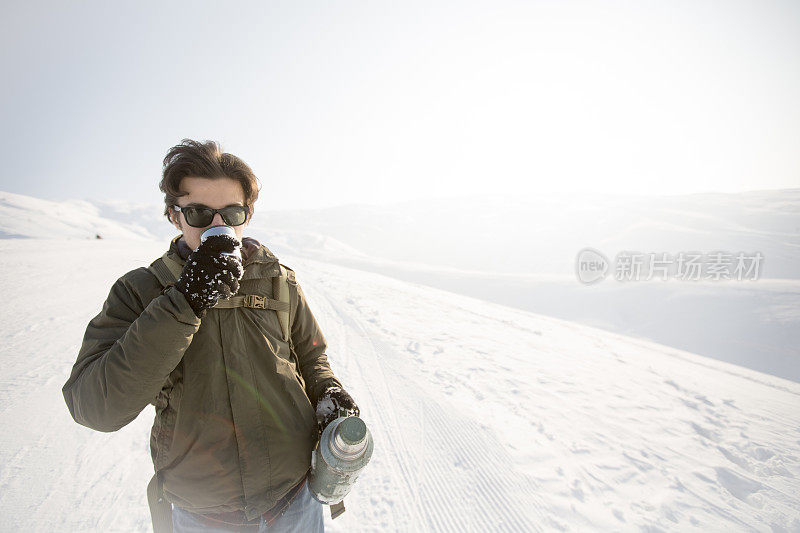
[62,139,360,532]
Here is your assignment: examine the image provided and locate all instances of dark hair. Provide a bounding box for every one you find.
[159,139,261,221]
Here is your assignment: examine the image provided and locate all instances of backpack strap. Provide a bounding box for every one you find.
[148,253,182,289]
[273,264,296,343]
[147,255,295,343]
[214,295,289,312]
[147,471,172,533]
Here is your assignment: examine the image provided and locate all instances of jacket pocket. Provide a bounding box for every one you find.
[243,306,290,357]
[152,376,183,469]
[289,346,307,392]
[276,357,316,431]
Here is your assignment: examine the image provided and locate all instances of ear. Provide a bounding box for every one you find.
[168,207,181,230]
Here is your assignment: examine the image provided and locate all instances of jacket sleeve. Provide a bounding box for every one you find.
[62,270,201,432]
[291,280,343,406]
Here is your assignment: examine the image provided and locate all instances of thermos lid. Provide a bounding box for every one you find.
[201,225,237,241]
[330,416,369,459]
[337,416,366,445]
[198,225,242,259]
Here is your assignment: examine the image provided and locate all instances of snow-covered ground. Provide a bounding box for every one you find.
[253,189,800,384]
[6,189,797,383]
[1,236,798,532]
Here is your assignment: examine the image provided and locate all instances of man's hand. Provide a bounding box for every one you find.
[174,234,244,318]
[315,385,360,433]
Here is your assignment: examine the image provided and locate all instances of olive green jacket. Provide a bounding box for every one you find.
[62,235,343,520]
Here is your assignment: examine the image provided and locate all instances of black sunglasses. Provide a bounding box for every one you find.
[173,204,250,228]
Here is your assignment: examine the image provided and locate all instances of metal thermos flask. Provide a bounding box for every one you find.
[308,412,374,506]
[198,225,242,261]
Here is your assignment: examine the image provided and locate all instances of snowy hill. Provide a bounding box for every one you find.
[0,237,798,531]
[1,189,799,384]
[0,191,367,258]
[258,188,800,280]
[12,189,798,278]
[0,191,158,240]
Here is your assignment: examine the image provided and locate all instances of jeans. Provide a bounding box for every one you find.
[171,483,324,533]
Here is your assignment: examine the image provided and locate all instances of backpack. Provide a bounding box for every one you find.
[147,251,296,342]
[144,251,297,533]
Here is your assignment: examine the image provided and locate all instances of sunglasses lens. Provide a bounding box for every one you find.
[178,206,248,227]
[220,206,248,226]
[183,207,214,227]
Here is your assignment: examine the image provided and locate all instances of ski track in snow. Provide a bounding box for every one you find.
[0,239,799,532]
[294,256,800,532]
[318,287,547,532]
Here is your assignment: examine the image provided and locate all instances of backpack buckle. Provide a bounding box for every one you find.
[245,295,266,309]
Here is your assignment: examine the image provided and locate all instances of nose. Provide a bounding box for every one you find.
[210,213,225,226]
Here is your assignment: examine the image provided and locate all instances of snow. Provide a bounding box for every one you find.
[256,190,800,384]
[1,236,799,532]
[3,189,799,382]
[0,191,156,241]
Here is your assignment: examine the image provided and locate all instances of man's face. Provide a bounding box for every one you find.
[168,176,253,251]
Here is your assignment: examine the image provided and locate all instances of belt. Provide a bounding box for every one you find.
[185,477,308,530]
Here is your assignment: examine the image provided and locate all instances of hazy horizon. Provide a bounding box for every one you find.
[5,185,799,214]
[2,1,799,210]
[4,185,798,383]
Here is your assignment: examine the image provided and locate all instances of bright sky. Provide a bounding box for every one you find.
[1,0,798,210]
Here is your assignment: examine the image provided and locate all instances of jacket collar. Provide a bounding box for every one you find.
[167,234,279,268]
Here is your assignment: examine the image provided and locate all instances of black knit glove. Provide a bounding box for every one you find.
[315,385,360,433]
[174,234,244,319]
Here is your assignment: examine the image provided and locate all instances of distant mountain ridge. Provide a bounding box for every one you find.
[2,189,798,383]
[4,188,798,278]
[0,191,157,240]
